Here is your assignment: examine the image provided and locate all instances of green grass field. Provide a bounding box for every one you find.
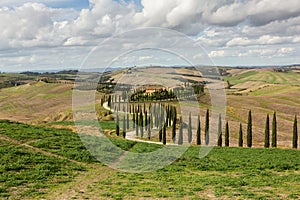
[224,71,300,86]
[1,120,300,199]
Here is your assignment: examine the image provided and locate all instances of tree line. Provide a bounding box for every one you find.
[104,96,298,149]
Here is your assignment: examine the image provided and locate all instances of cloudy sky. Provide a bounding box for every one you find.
[0,0,299,72]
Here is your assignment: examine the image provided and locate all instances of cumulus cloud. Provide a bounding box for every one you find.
[0,0,300,70]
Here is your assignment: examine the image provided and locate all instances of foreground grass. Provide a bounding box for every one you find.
[0,120,300,199]
[0,140,85,199]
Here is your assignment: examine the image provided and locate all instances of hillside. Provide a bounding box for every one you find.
[223,68,300,148]
[0,120,299,199]
[0,67,299,148]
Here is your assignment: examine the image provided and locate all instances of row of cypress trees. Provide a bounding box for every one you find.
[217,110,298,149]
[113,101,298,148]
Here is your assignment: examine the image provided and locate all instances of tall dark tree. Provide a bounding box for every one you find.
[108,95,111,108]
[116,113,120,136]
[196,114,201,145]
[238,123,243,147]
[127,113,130,129]
[264,114,270,148]
[205,109,210,145]
[145,111,148,127]
[247,110,252,148]
[272,112,277,148]
[135,111,139,136]
[178,116,183,145]
[172,110,177,143]
[159,120,163,142]
[166,105,169,127]
[132,113,136,128]
[225,121,229,147]
[122,115,126,138]
[163,122,166,145]
[148,116,151,140]
[140,111,144,138]
[188,112,192,143]
[293,115,298,149]
[217,114,222,147]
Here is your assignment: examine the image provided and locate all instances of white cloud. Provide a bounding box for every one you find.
[0,0,300,71]
[208,50,225,58]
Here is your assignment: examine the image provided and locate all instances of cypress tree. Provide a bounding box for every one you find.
[150,113,153,129]
[145,111,148,127]
[169,106,172,126]
[272,112,277,148]
[132,113,136,128]
[188,112,192,143]
[135,111,139,136]
[163,122,166,145]
[140,111,144,138]
[264,114,270,148]
[247,110,252,148]
[122,115,126,138]
[159,105,163,142]
[225,121,229,147]
[127,113,130,129]
[172,110,176,143]
[196,114,201,145]
[205,109,209,145]
[148,116,151,140]
[178,116,183,145]
[217,114,222,147]
[116,114,120,136]
[108,95,111,107]
[166,105,169,127]
[293,115,298,149]
[238,123,243,147]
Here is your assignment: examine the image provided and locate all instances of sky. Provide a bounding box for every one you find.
[0,0,299,72]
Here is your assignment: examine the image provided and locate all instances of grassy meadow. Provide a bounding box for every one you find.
[0,120,300,199]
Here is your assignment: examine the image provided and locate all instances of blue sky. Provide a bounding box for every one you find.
[0,0,299,72]
[49,0,90,9]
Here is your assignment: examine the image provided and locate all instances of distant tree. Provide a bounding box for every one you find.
[135,111,139,136]
[272,112,277,148]
[140,111,144,138]
[116,114,120,136]
[188,112,192,143]
[132,113,136,128]
[238,123,243,147]
[264,114,270,148]
[145,111,148,127]
[166,105,169,127]
[150,113,153,129]
[217,114,222,147]
[293,115,298,149]
[196,114,201,145]
[163,122,166,145]
[108,95,111,108]
[122,115,126,138]
[159,122,163,142]
[178,116,183,145]
[148,116,151,140]
[127,113,130,129]
[247,110,252,148]
[205,109,209,145]
[225,121,229,147]
[172,110,177,143]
